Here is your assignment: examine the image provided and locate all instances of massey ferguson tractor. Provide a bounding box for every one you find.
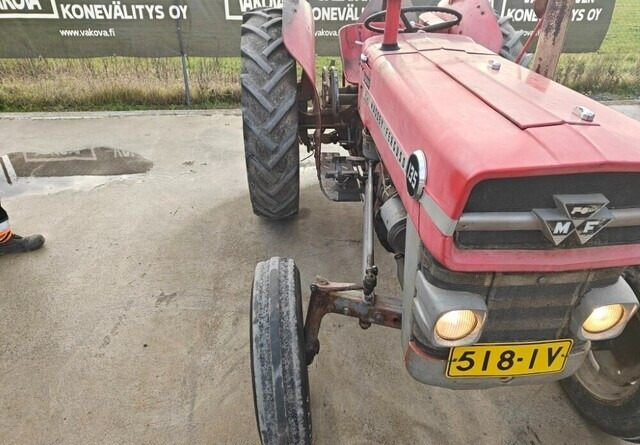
[240,0,640,443]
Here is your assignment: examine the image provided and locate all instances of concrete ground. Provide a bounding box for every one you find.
[0,105,637,445]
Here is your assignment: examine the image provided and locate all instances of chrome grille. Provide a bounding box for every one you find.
[457,173,640,250]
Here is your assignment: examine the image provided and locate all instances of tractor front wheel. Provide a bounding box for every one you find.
[251,257,312,445]
[241,8,300,219]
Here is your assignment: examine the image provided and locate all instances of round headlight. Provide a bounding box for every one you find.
[583,304,625,334]
[435,310,478,341]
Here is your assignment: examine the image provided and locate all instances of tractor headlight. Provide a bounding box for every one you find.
[582,304,625,334]
[571,278,639,341]
[435,310,479,341]
[413,271,487,347]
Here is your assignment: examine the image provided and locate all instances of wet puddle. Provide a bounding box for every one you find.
[0,147,152,197]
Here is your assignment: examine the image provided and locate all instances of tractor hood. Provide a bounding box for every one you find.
[360,33,640,220]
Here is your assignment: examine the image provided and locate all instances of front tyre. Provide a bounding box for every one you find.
[251,257,312,445]
[241,8,300,219]
[561,313,640,443]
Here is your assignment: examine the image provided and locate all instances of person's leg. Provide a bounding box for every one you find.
[0,201,11,243]
[0,200,45,255]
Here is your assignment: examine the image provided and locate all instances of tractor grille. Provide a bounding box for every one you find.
[463,173,640,212]
[456,227,640,250]
[457,173,640,250]
[420,249,623,343]
[480,270,615,342]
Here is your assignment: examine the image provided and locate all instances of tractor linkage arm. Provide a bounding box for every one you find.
[304,277,403,365]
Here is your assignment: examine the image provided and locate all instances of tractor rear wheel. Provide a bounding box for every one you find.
[498,15,532,67]
[561,312,640,443]
[241,8,300,219]
[251,257,312,445]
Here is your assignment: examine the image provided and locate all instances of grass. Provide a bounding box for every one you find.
[599,0,640,55]
[555,0,640,98]
[0,57,241,112]
[0,0,638,112]
[555,54,640,99]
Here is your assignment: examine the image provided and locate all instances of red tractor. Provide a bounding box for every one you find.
[241,1,640,443]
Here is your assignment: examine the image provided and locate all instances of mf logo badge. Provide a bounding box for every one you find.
[533,194,614,245]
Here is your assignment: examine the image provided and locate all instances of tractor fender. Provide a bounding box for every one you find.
[283,0,322,167]
[283,0,316,88]
[438,0,502,53]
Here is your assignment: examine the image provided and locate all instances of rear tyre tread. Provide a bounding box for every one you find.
[498,14,532,67]
[241,8,300,220]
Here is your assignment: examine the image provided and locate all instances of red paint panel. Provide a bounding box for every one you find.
[425,50,605,129]
[406,33,494,54]
[359,86,422,230]
[283,0,316,87]
[425,50,562,128]
[339,24,378,85]
[437,0,503,53]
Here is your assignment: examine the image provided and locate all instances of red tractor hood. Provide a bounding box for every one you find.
[362,33,640,217]
[359,33,640,271]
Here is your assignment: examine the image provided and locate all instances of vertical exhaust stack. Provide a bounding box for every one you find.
[382,0,402,50]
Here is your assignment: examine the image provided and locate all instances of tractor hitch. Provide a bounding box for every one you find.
[304,277,403,365]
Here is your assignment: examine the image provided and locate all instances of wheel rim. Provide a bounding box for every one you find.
[575,314,640,403]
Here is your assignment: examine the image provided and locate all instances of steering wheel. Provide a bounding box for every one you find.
[363,6,463,34]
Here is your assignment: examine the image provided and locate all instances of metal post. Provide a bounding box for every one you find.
[382,0,402,50]
[531,0,574,79]
[180,52,191,107]
[173,0,191,107]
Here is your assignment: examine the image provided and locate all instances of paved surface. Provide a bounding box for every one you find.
[0,105,637,445]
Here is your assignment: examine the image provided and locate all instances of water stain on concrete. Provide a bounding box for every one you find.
[0,147,152,197]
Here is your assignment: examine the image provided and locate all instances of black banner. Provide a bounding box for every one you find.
[0,0,616,58]
[492,0,616,53]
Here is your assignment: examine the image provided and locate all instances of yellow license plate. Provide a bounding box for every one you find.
[446,339,573,378]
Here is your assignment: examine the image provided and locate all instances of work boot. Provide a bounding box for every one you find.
[0,233,45,255]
